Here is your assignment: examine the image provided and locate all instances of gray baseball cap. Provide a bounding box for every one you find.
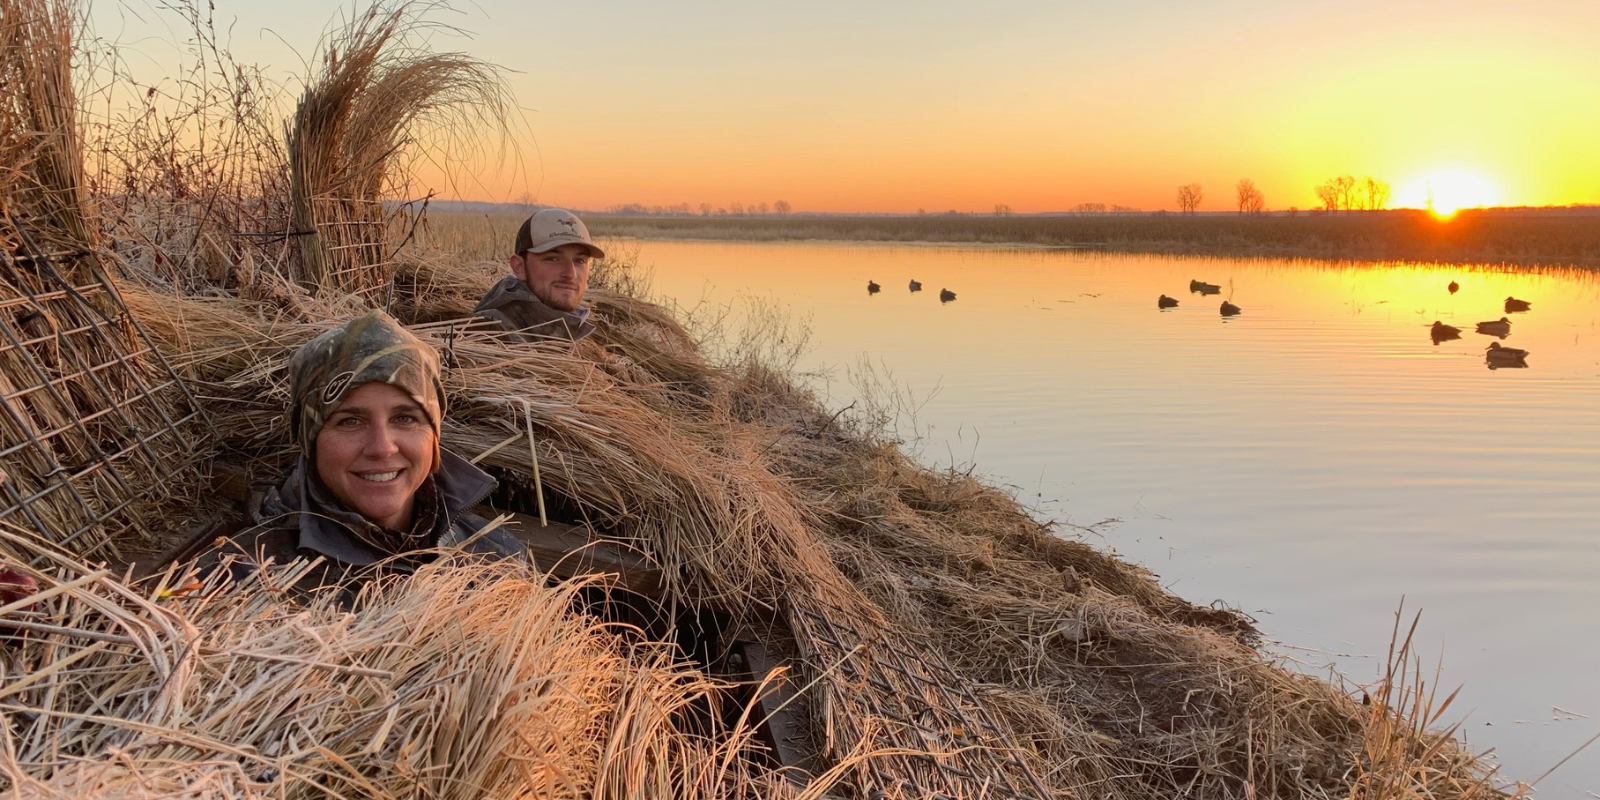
[514,208,604,259]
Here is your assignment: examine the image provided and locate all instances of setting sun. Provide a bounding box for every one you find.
[1395,170,1502,218]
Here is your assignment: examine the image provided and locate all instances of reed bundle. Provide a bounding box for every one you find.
[0,525,787,800]
[287,2,511,301]
[0,0,208,563]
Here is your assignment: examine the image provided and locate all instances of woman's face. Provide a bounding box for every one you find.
[315,381,436,530]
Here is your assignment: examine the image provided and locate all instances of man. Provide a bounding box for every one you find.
[472,208,603,342]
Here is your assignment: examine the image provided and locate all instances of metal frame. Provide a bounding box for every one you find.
[794,603,1052,800]
[0,214,212,560]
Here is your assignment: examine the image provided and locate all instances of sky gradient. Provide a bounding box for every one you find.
[96,0,1600,213]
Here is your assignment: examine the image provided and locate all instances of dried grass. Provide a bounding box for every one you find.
[0,525,788,800]
[287,2,512,301]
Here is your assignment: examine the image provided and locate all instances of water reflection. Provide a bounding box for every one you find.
[1485,342,1530,369]
[637,240,1600,794]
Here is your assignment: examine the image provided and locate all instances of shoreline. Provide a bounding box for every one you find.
[580,213,1600,269]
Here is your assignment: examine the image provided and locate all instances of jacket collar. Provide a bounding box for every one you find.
[473,275,596,341]
[263,449,499,566]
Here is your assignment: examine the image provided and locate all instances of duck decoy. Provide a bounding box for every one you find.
[1505,296,1531,313]
[1474,317,1511,338]
[1190,280,1221,295]
[1485,341,1529,369]
[1158,294,1179,309]
[939,288,957,303]
[1219,301,1241,317]
[1447,280,1459,294]
[1430,320,1462,344]
[867,280,881,294]
[909,279,922,292]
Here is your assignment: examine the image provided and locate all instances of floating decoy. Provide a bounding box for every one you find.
[909,279,922,292]
[1485,341,1529,369]
[1504,296,1531,313]
[1474,317,1511,338]
[1219,301,1241,317]
[1191,280,1221,295]
[1430,320,1462,343]
[867,280,880,294]
[1158,294,1179,309]
[1448,280,1459,294]
[939,288,957,303]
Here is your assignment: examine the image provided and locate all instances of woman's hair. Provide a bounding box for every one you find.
[287,310,445,470]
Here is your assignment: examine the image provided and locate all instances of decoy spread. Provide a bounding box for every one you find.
[1504,296,1532,313]
[1430,321,1462,343]
[867,280,880,294]
[1190,280,1221,295]
[1448,280,1459,294]
[1485,341,1530,368]
[1219,301,1241,316]
[909,279,922,292]
[1158,294,1179,309]
[939,288,957,302]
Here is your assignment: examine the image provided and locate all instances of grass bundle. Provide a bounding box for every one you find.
[286,2,512,302]
[0,1,210,563]
[0,524,788,800]
[0,0,91,253]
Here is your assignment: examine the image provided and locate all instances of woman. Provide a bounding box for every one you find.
[198,310,523,592]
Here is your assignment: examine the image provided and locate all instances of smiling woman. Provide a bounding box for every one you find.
[190,310,527,594]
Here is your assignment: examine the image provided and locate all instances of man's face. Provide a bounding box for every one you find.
[509,244,591,312]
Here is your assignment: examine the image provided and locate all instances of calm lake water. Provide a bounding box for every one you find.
[633,239,1600,796]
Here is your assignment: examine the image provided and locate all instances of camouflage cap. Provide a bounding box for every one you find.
[514,208,605,259]
[288,310,445,472]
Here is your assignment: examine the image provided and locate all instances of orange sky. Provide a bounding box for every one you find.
[95,0,1600,213]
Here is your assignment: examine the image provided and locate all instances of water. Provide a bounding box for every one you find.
[633,239,1600,796]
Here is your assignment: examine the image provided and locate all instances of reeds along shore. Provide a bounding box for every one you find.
[0,0,1504,798]
[576,211,1600,268]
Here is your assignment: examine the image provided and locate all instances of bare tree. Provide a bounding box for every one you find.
[1315,180,1338,212]
[773,199,791,216]
[699,202,712,216]
[1073,202,1107,214]
[1235,179,1265,215]
[1315,175,1367,213]
[1176,184,1203,215]
[994,203,1014,216]
[730,202,744,216]
[1361,177,1390,211]
[756,201,770,216]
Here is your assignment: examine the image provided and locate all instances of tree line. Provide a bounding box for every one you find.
[606,200,793,216]
[1170,175,1390,214]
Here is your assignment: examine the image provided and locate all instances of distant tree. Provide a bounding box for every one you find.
[994,203,1014,216]
[756,201,770,216]
[1315,175,1363,213]
[917,208,926,215]
[716,207,728,215]
[730,202,745,216]
[1111,204,1139,214]
[1287,206,1298,216]
[774,199,792,216]
[1235,179,1265,215]
[1176,184,1203,215]
[700,202,712,216]
[1073,202,1107,214]
[1361,177,1390,211]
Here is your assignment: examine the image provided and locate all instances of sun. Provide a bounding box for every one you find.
[1394,170,1501,218]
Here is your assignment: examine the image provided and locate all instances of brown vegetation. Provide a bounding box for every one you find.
[579,210,1600,267]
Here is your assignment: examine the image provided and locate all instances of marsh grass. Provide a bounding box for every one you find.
[579,212,1600,268]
